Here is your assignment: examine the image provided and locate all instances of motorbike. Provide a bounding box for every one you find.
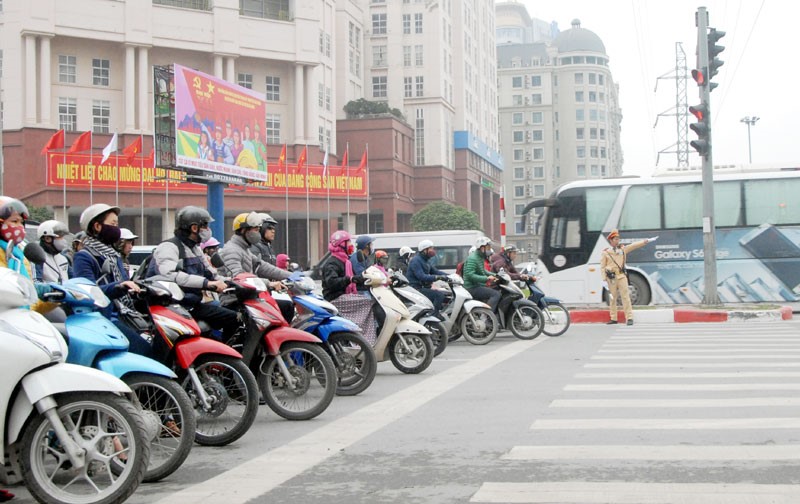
[0,266,151,504]
[126,276,259,446]
[44,276,196,483]
[220,273,338,420]
[494,269,545,339]
[363,265,434,374]
[520,273,571,337]
[440,274,499,345]
[283,277,378,397]
[387,271,448,356]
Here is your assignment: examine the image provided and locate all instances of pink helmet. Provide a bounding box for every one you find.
[200,237,220,250]
[329,230,352,249]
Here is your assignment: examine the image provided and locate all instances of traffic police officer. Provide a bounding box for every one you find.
[600,229,655,325]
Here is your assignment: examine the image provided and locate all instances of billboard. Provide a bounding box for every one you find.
[174,63,268,182]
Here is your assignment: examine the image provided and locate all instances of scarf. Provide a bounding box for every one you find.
[82,236,135,309]
[2,240,30,278]
[328,242,356,295]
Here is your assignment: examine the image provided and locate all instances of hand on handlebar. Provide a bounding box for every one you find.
[207,279,228,293]
[119,280,141,294]
[270,281,286,292]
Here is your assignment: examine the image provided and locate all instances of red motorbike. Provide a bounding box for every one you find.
[220,273,337,421]
[125,277,259,446]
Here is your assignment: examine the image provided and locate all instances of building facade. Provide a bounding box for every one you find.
[496,3,623,260]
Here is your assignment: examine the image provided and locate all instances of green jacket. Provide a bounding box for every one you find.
[463,251,493,289]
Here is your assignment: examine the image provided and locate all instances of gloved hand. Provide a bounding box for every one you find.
[288,271,304,282]
[436,275,448,281]
[351,274,366,285]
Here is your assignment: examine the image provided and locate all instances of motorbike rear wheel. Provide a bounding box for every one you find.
[389,333,434,374]
[20,392,149,504]
[184,355,259,446]
[460,307,499,345]
[542,302,571,337]
[328,331,377,396]
[508,303,544,340]
[258,342,337,420]
[423,320,448,357]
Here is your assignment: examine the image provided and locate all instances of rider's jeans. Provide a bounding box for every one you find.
[468,286,501,312]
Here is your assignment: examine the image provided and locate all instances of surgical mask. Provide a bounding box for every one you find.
[53,237,68,252]
[0,223,25,244]
[346,244,355,255]
[198,228,212,243]
[245,229,261,245]
[97,224,121,245]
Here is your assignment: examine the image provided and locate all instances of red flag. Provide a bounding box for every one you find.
[144,148,155,167]
[357,149,367,173]
[122,137,142,164]
[278,144,287,170]
[40,129,65,155]
[68,131,92,153]
[339,148,349,175]
[295,146,307,173]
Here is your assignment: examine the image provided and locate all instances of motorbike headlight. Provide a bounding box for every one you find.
[152,313,195,338]
[245,305,273,330]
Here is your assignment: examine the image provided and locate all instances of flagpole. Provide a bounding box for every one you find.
[89,131,94,205]
[284,142,289,253]
[365,143,370,233]
[326,148,330,238]
[140,134,144,234]
[346,142,350,232]
[115,150,119,207]
[305,143,310,268]
[62,146,67,218]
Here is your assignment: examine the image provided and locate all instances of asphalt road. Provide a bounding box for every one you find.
[8,321,800,503]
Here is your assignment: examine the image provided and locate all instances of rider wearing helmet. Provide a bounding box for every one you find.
[374,250,390,274]
[249,212,279,265]
[37,220,71,283]
[151,205,238,342]
[489,245,531,282]
[406,240,448,317]
[349,235,374,290]
[117,227,138,276]
[393,245,414,273]
[322,230,365,301]
[463,236,501,312]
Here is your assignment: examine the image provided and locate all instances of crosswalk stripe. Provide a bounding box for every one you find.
[565,383,800,391]
[503,445,800,460]
[531,417,800,429]
[575,371,800,378]
[470,482,800,503]
[602,343,800,347]
[598,348,800,353]
[551,397,800,407]
[592,354,799,359]
[585,362,800,368]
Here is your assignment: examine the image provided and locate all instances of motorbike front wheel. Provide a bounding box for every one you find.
[125,373,196,482]
[328,331,377,396]
[542,302,571,337]
[389,333,434,374]
[258,342,337,420]
[460,307,499,345]
[508,304,545,340]
[20,392,149,504]
[184,355,259,447]
[423,320,448,357]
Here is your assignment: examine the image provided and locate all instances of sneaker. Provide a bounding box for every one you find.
[626,319,634,326]
[606,320,618,325]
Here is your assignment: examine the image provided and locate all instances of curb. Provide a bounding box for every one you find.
[570,307,793,324]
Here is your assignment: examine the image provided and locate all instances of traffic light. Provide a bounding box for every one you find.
[707,28,725,91]
[689,103,710,157]
[691,68,707,87]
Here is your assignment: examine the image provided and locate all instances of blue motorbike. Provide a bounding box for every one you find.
[278,277,377,396]
[46,277,197,482]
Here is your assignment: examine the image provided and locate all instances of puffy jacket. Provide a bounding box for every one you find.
[37,251,71,283]
[151,236,219,306]
[0,243,55,314]
[406,253,446,289]
[489,251,523,280]
[220,235,290,280]
[321,256,351,301]
[463,251,493,290]
[73,249,131,318]
[349,250,370,290]
[249,240,276,265]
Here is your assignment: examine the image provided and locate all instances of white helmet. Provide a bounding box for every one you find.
[399,246,414,257]
[120,228,138,240]
[468,246,477,255]
[80,203,121,233]
[418,239,434,252]
[38,220,70,238]
[475,236,492,248]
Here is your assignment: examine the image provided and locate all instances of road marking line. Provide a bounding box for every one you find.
[153,338,548,504]
[603,343,800,347]
[531,417,800,429]
[575,371,800,378]
[551,397,800,408]
[585,362,800,368]
[565,383,800,391]
[598,349,800,353]
[503,444,800,460]
[471,482,800,503]
[592,354,799,359]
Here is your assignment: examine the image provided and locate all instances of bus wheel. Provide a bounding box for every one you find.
[628,273,651,305]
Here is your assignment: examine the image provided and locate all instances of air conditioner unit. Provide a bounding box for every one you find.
[524,97,530,105]
[525,132,532,142]
[525,152,531,161]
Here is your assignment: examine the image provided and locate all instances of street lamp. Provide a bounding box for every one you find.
[740,116,760,164]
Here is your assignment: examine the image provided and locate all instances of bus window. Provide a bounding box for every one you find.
[619,185,661,230]
[549,217,581,249]
[585,187,620,231]
[713,181,742,227]
[745,179,800,225]
[664,183,701,229]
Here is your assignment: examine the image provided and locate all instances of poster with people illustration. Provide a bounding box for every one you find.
[174,63,268,182]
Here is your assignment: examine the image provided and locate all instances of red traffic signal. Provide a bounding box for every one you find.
[692,69,706,86]
[689,104,708,122]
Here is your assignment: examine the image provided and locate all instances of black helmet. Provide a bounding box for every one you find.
[175,206,214,231]
[503,245,518,254]
[0,197,29,222]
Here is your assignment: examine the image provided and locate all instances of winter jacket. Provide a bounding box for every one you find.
[489,252,523,280]
[250,240,276,265]
[349,250,371,290]
[322,256,352,301]
[73,249,131,318]
[220,235,290,280]
[151,235,220,306]
[406,253,446,289]
[463,251,494,290]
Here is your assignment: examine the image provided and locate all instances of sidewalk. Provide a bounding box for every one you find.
[568,304,794,324]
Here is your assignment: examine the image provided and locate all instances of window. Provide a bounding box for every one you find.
[585,187,621,231]
[598,74,605,85]
[533,148,543,160]
[92,58,110,87]
[531,94,542,105]
[415,108,425,165]
[512,112,523,125]
[514,185,524,197]
[155,0,211,10]
[574,72,583,84]
[513,131,523,143]
[532,130,543,141]
[512,76,522,88]
[620,185,661,230]
[318,83,324,108]
[577,146,585,158]
[590,164,598,176]
[372,76,387,98]
[576,109,584,121]
[745,179,800,225]
[600,147,607,159]
[324,34,331,57]
[266,113,281,144]
[415,45,423,66]
[414,13,423,33]
[531,112,543,124]
[325,87,331,111]
[590,128,597,140]
[550,216,581,249]
[403,14,411,34]
[403,46,411,67]
[533,166,544,178]
[577,164,586,177]
[576,128,584,140]
[531,75,541,86]
[534,185,545,197]
[513,149,523,161]
[59,55,76,84]
[515,221,526,234]
[575,91,584,102]
[318,126,324,145]
[589,91,597,102]
[514,167,524,179]
[58,97,77,131]
[515,204,526,215]
[512,95,523,106]
[372,13,387,34]
[404,77,412,97]
[589,109,598,121]
[237,72,253,89]
[415,76,424,97]
[265,76,280,101]
[664,183,703,229]
[600,128,606,140]
[590,146,598,158]
[713,182,742,226]
[588,73,596,84]
[372,45,387,67]
[92,100,110,133]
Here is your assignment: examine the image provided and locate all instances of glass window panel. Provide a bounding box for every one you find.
[619,185,661,230]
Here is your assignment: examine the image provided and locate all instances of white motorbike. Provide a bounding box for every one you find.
[440,274,499,345]
[387,271,448,357]
[363,266,434,374]
[0,267,152,504]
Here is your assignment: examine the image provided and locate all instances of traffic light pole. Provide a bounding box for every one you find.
[696,7,720,305]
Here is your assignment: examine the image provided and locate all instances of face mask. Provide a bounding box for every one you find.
[346,244,355,255]
[427,249,436,258]
[53,238,68,252]
[198,228,212,244]
[245,229,261,245]
[98,224,121,245]
[1,223,25,244]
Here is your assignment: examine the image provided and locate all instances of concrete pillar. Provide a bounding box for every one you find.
[225,56,235,83]
[161,208,175,241]
[24,35,37,125]
[294,64,304,143]
[39,35,51,126]
[214,55,224,79]
[125,46,136,131]
[53,207,68,224]
[137,47,149,131]
[304,65,316,143]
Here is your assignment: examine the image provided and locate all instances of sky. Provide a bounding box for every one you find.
[513,0,799,176]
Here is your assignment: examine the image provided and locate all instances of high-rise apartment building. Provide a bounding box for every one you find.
[496,2,623,260]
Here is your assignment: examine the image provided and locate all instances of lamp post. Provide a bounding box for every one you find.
[740,116,759,164]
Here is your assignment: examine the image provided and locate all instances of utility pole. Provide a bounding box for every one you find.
[654,42,690,168]
[740,116,759,164]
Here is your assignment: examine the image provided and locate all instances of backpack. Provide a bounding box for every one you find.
[455,261,465,277]
[132,236,185,281]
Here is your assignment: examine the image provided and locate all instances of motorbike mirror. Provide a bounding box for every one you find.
[210,252,225,269]
[23,242,47,265]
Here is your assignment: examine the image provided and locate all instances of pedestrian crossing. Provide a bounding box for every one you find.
[471,322,800,503]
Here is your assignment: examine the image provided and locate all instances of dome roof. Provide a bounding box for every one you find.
[554,19,606,54]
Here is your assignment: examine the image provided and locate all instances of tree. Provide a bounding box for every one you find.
[25,203,54,224]
[343,98,405,122]
[411,201,482,231]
